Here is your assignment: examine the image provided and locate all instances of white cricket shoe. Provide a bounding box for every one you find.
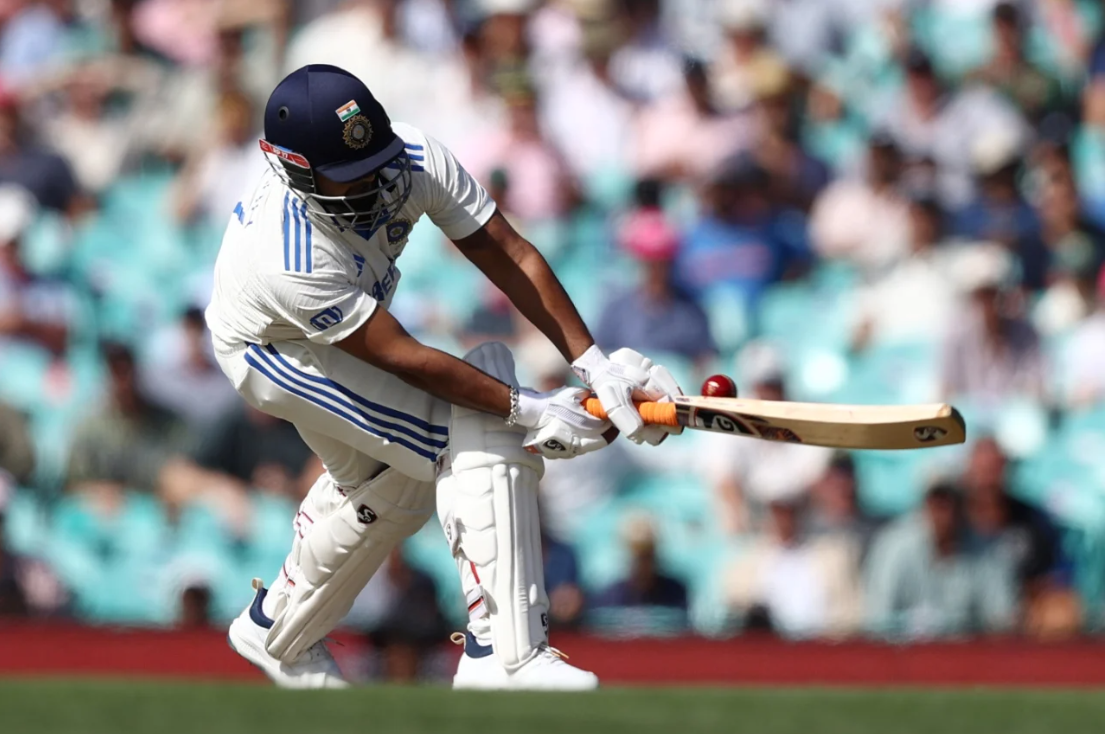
[507,645,599,691]
[451,632,599,691]
[227,580,348,689]
[452,632,510,690]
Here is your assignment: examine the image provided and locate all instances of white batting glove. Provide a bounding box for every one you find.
[571,345,651,443]
[635,361,685,446]
[515,386,612,459]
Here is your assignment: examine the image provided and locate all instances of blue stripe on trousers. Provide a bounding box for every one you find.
[244,349,440,461]
[263,344,448,436]
[250,345,447,450]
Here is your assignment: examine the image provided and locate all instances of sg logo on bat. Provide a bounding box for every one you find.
[914,425,948,443]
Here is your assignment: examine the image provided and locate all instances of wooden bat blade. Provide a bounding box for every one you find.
[583,396,966,450]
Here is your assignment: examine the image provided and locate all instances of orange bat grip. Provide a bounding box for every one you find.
[583,398,679,427]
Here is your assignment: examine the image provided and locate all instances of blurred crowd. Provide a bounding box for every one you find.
[3,0,1105,680]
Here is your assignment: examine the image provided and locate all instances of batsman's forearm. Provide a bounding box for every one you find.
[506,247,595,363]
[386,344,514,417]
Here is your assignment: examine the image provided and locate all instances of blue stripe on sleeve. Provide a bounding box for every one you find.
[404,144,425,151]
[292,200,302,272]
[264,344,449,437]
[301,201,313,273]
[406,154,425,161]
[244,350,439,461]
[282,193,291,271]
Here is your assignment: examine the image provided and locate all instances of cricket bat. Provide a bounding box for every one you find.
[582,396,966,450]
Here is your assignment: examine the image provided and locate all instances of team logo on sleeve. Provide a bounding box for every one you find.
[386,218,412,247]
[309,306,344,331]
[342,115,373,150]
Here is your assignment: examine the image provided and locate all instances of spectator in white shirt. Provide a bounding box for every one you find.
[941,244,1047,409]
[724,491,863,639]
[809,132,912,276]
[851,193,961,350]
[1059,266,1105,409]
[701,341,832,534]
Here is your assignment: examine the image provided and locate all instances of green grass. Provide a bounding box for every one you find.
[2,681,1104,734]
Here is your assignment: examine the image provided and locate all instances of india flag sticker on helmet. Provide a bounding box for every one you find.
[336,100,361,122]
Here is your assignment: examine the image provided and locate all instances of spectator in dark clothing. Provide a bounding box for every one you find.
[192,404,315,496]
[952,134,1048,290]
[365,550,449,682]
[961,437,1079,639]
[0,400,34,485]
[807,452,879,561]
[544,529,584,629]
[0,184,76,357]
[0,88,82,215]
[594,180,716,362]
[677,157,808,309]
[746,66,830,212]
[0,489,27,616]
[67,342,192,496]
[864,481,1018,639]
[593,513,687,611]
[968,3,1066,123]
[179,584,213,629]
[0,480,65,617]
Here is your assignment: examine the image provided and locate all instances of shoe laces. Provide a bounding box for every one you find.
[297,637,340,666]
[450,633,569,662]
[539,644,569,662]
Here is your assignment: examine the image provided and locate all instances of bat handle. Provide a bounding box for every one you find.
[583,397,680,427]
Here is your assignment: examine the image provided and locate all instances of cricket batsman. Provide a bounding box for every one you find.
[205,64,683,690]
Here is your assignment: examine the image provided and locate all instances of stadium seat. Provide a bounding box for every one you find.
[4,489,46,556]
[851,447,964,517]
[0,342,49,411]
[701,287,751,354]
[404,521,466,625]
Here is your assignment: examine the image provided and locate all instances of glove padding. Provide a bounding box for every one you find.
[515,386,613,459]
[571,345,651,442]
[635,362,685,446]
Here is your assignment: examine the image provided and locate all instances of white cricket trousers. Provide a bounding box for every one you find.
[214,338,451,487]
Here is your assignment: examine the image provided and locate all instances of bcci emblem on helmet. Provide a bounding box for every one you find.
[343,114,373,150]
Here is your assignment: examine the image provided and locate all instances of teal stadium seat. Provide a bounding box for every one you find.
[47,492,172,623]
[0,342,50,411]
[852,446,964,517]
[4,489,47,556]
[404,521,466,625]
[837,341,939,406]
[701,287,751,355]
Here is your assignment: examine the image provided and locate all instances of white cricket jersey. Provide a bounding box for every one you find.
[206,123,496,361]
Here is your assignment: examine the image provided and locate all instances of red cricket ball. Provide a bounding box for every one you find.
[700,374,738,398]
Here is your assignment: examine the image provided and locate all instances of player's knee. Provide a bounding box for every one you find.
[463,341,518,386]
[340,470,435,542]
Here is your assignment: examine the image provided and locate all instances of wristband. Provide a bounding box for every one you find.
[504,386,520,427]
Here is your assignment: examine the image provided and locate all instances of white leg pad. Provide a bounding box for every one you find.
[442,342,549,671]
[265,468,435,662]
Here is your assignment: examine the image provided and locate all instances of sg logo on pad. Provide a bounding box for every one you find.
[310,306,344,331]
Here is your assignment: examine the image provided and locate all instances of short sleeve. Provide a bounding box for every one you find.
[263,269,378,345]
[420,133,497,240]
